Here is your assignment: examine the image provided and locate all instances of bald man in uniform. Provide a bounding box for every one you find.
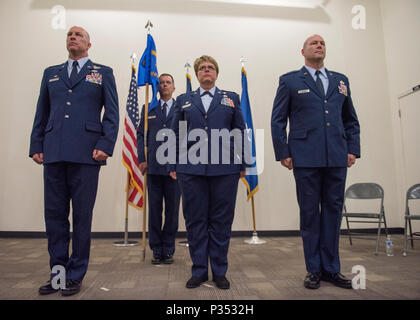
[271,35,360,290]
[30,26,119,296]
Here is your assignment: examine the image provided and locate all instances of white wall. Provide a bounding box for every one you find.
[0,0,416,232]
[380,0,420,233]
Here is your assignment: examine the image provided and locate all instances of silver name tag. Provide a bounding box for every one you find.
[298,89,310,94]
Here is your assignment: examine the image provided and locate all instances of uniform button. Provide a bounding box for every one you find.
[205,126,208,130]
[205,115,208,119]
[325,110,329,114]
[68,89,72,93]
[65,115,70,119]
[326,122,330,126]
[163,124,166,128]
[66,102,71,106]
[324,100,328,103]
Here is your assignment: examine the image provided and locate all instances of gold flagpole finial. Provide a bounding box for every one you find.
[184,61,191,74]
[240,56,247,68]
[145,20,153,33]
[130,53,137,66]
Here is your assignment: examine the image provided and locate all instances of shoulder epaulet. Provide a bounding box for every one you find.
[218,89,238,96]
[176,92,188,101]
[282,70,300,77]
[46,63,65,72]
[327,70,347,79]
[88,63,112,72]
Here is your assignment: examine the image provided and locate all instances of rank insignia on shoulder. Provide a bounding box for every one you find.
[338,80,348,97]
[221,97,235,108]
[86,73,103,85]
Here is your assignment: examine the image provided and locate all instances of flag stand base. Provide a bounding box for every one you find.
[178,240,190,247]
[113,240,139,247]
[178,240,189,247]
[244,232,266,245]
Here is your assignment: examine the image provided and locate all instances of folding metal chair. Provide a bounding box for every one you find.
[403,184,420,256]
[342,183,388,255]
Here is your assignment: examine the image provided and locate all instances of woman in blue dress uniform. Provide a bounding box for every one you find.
[169,56,246,289]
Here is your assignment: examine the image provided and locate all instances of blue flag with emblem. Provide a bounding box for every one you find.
[186,72,192,93]
[137,34,159,111]
[240,67,259,201]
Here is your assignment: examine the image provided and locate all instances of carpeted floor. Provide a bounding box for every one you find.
[1,235,419,300]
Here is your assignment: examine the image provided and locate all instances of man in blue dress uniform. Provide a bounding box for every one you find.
[271,35,360,289]
[29,26,119,296]
[169,56,247,289]
[137,74,181,265]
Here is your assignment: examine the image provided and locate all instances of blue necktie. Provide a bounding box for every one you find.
[315,70,325,97]
[161,103,167,121]
[200,91,213,97]
[69,60,79,86]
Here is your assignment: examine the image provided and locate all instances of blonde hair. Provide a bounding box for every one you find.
[194,55,219,75]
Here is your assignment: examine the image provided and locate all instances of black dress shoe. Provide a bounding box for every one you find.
[321,272,353,289]
[213,276,230,290]
[39,280,59,295]
[61,279,82,296]
[186,276,208,288]
[152,255,162,265]
[304,272,321,289]
[162,254,174,264]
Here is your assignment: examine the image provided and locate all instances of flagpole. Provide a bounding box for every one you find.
[244,195,266,244]
[142,83,149,261]
[140,20,154,261]
[124,171,130,243]
[177,60,191,248]
[244,195,265,244]
[114,55,140,247]
[251,195,257,232]
[113,172,140,247]
[142,95,148,260]
[240,57,266,245]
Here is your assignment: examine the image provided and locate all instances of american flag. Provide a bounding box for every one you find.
[122,66,144,209]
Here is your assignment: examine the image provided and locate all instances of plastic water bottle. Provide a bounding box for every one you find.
[386,235,394,256]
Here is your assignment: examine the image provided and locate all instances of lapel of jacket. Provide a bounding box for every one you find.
[299,66,324,99]
[191,89,207,116]
[154,100,166,124]
[206,87,222,115]
[165,98,176,124]
[71,59,93,88]
[325,68,338,100]
[58,62,71,89]
[147,107,160,125]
